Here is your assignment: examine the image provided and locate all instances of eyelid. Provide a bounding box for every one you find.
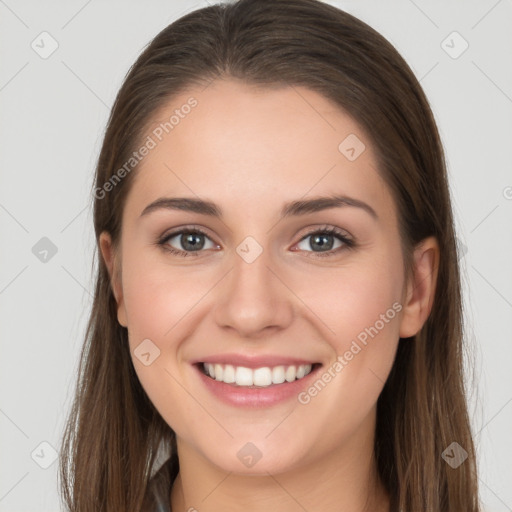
[297,224,352,240]
[158,225,216,242]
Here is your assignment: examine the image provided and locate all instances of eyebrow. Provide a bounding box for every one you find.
[139,194,378,221]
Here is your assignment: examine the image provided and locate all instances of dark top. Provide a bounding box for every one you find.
[141,455,179,512]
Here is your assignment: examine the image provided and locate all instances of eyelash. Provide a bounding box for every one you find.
[156,225,355,259]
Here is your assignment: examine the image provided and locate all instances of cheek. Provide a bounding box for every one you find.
[121,246,208,344]
[297,246,405,395]
[288,256,404,447]
[119,253,203,431]
[301,253,403,340]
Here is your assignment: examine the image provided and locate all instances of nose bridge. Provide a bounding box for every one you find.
[213,238,293,337]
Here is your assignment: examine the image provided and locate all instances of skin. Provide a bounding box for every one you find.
[100,79,439,512]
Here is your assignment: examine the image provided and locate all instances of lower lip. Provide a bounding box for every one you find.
[194,364,322,408]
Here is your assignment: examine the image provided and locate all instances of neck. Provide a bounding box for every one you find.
[170,409,390,512]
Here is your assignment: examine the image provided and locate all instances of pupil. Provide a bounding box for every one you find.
[311,234,333,251]
[182,233,204,251]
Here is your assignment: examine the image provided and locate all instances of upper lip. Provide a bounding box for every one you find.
[192,353,319,369]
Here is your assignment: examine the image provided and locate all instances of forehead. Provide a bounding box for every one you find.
[124,79,396,226]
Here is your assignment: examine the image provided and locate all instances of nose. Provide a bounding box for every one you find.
[213,244,294,339]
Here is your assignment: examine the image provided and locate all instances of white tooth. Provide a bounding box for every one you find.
[223,364,235,383]
[272,365,286,384]
[253,367,272,387]
[204,362,314,386]
[285,366,297,382]
[235,366,253,386]
[214,364,223,381]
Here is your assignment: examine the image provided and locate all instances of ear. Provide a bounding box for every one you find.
[99,231,128,327]
[399,236,439,338]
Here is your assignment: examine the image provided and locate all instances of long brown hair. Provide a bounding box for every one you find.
[58,1,481,510]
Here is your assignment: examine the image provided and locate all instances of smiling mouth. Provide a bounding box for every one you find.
[198,362,321,388]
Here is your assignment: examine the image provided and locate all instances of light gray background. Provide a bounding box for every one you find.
[1,0,511,510]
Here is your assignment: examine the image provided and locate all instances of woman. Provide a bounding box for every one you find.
[59,0,481,510]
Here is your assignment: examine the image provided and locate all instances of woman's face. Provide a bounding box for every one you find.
[101,79,423,475]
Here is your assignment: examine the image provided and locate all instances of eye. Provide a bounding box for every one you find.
[294,226,354,257]
[157,227,219,257]
[156,225,355,258]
